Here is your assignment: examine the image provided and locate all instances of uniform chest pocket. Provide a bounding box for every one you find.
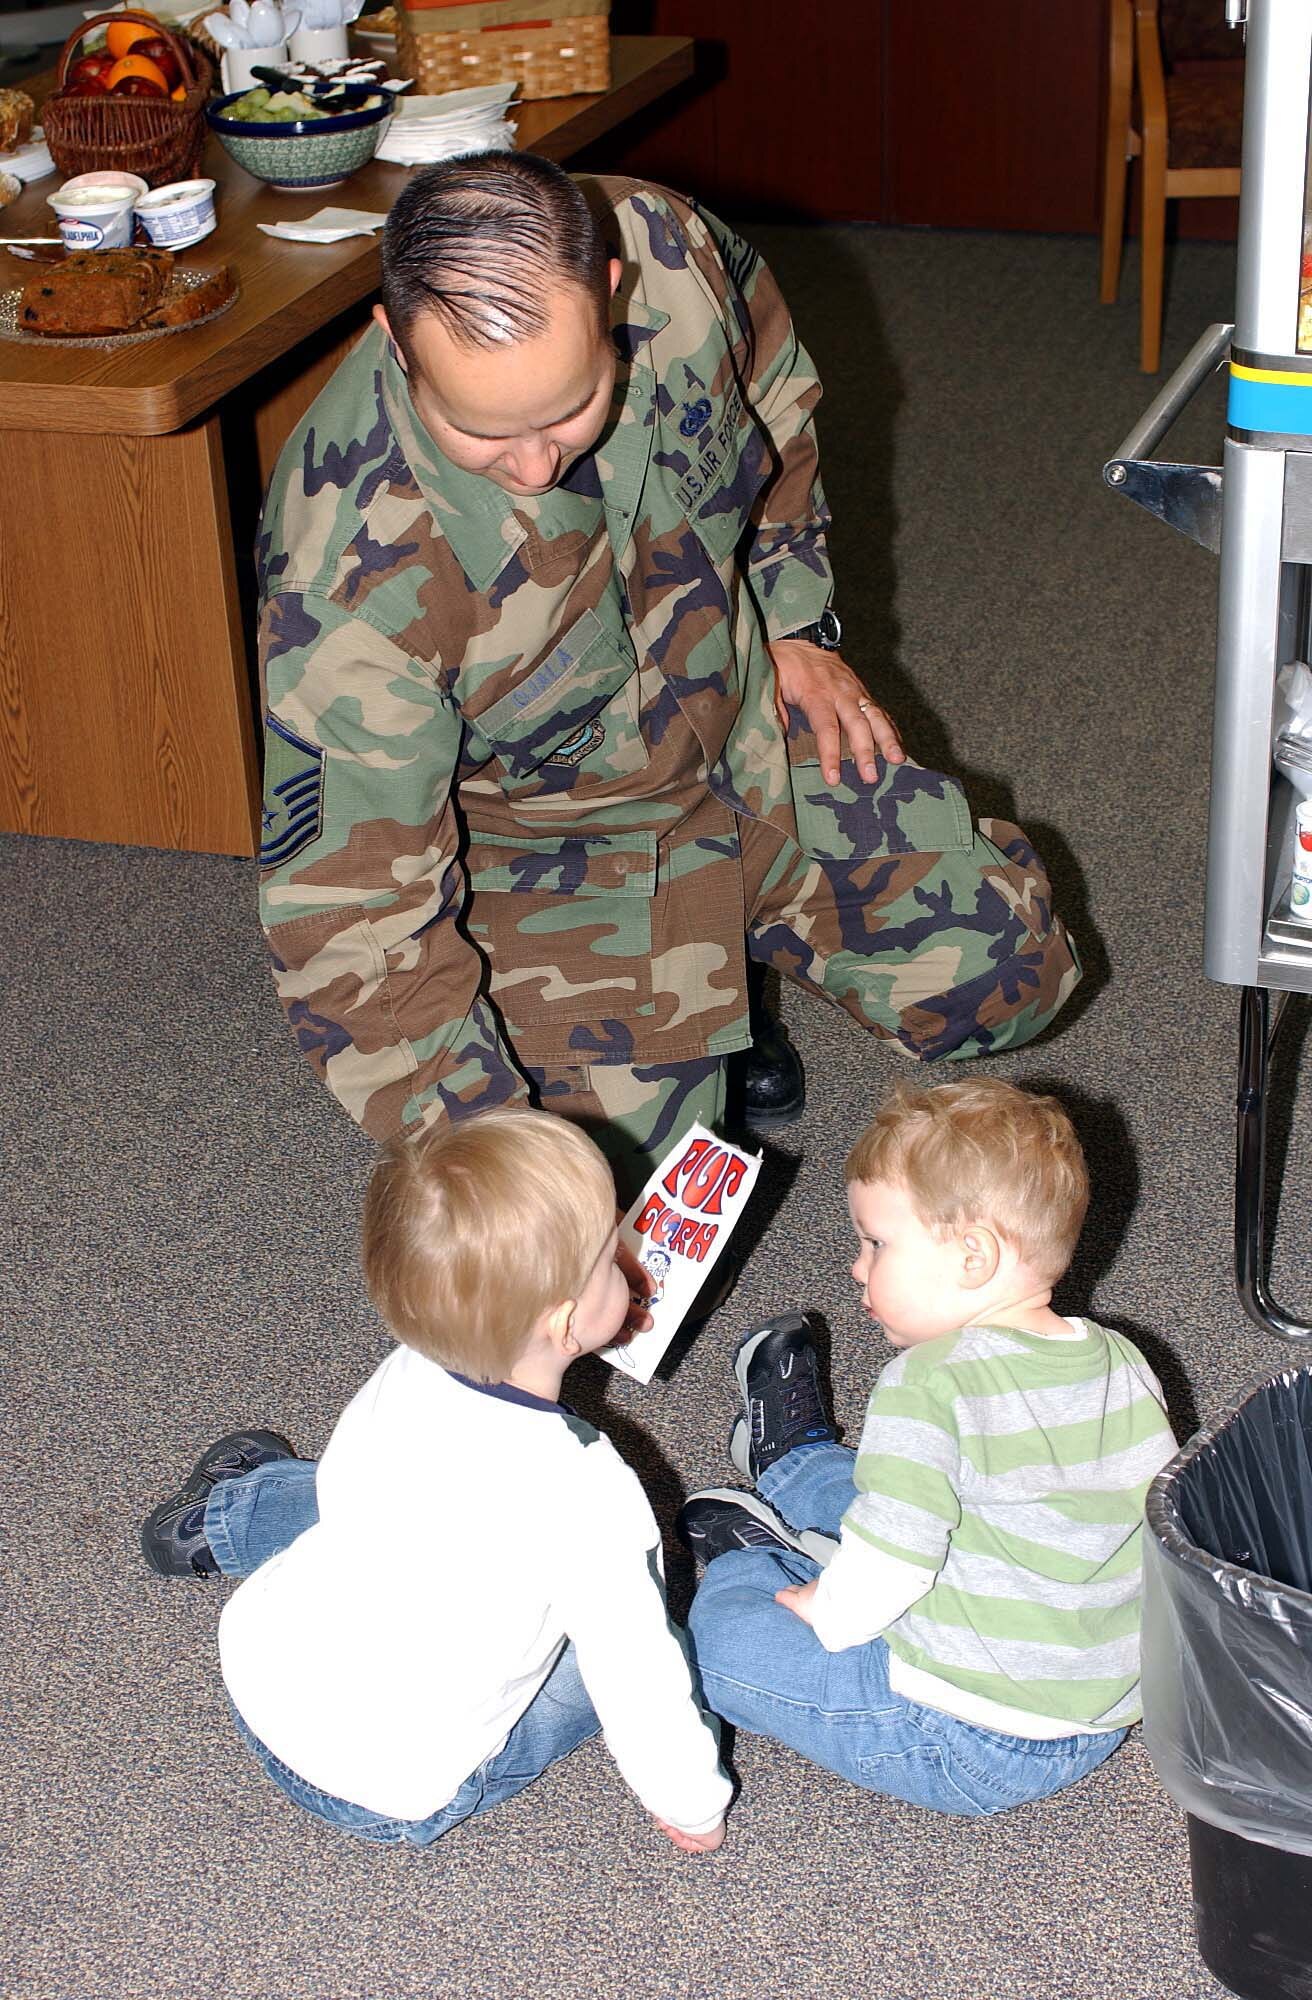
[464,827,657,1031]
[788,755,974,862]
[675,382,773,569]
[469,607,648,785]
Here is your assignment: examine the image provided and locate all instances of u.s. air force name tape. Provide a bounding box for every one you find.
[600,1123,762,1386]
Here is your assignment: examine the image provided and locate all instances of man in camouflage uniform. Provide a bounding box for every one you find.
[257,155,1079,1197]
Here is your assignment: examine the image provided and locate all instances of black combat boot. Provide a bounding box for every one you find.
[736,959,806,1133]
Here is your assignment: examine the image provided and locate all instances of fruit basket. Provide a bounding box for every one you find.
[43,12,213,190]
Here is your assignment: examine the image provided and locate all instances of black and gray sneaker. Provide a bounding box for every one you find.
[729,1311,836,1483]
[676,1488,836,1566]
[141,1428,296,1578]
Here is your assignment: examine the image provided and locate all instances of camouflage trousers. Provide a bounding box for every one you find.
[527,809,1079,1201]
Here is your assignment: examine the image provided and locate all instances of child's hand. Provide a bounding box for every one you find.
[616,1232,655,1336]
[653,1815,725,1855]
[776,1579,819,1625]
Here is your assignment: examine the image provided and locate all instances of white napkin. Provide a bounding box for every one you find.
[374,84,518,165]
[375,118,515,165]
[0,131,55,185]
[258,205,387,241]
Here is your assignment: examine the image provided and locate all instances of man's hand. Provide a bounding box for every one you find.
[775,1577,820,1625]
[768,638,904,788]
[653,1815,726,1855]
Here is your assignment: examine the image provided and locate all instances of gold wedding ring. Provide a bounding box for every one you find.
[858,699,874,713]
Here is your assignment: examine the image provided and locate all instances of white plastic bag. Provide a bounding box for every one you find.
[1273,661,1312,798]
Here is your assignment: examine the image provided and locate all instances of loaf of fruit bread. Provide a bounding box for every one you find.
[19,247,174,336]
[139,263,235,329]
[0,88,34,154]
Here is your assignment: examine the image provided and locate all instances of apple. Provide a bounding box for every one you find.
[63,75,110,94]
[131,35,182,89]
[112,73,167,94]
[68,51,116,86]
[137,35,182,88]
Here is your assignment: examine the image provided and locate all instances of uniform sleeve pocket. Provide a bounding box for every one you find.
[471,607,644,780]
[788,755,973,862]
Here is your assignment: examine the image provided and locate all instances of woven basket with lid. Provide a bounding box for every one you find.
[395,0,609,102]
[43,11,213,189]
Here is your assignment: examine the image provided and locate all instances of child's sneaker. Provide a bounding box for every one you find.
[676,1488,836,1566]
[729,1312,837,1482]
[141,1428,296,1578]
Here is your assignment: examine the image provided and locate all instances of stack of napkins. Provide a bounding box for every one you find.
[0,130,54,184]
[374,82,517,166]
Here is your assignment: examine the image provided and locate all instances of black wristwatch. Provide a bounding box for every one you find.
[786,607,843,651]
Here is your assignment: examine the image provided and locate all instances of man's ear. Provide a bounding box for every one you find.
[607,255,623,299]
[958,1226,1000,1290]
[373,302,407,371]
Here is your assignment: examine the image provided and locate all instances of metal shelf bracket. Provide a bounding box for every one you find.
[1236,985,1312,1339]
[1103,322,1233,552]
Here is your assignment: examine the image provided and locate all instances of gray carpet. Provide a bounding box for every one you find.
[2,223,1292,2000]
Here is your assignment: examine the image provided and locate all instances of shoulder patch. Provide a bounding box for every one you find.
[260,715,324,869]
[689,199,760,295]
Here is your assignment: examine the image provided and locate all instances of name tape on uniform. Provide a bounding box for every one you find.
[599,1123,762,1385]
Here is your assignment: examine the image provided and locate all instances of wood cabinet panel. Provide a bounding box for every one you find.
[589,0,1234,243]
[593,0,881,219]
[884,0,1106,232]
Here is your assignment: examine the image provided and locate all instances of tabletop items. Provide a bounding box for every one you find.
[6,243,235,338]
[206,77,390,185]
[393,0,608,103]
[374,79,513,163]
[7,0,611,290]
[257,200,384,238]
[43,11,213,187]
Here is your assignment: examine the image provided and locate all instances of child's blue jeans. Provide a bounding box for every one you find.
[204,1459,601,1845]
[685,1443,1124,1816]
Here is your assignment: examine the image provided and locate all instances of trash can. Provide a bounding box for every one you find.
[1143,1367,1312,2000]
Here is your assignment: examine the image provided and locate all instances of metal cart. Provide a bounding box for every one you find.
[1106,0,1312,1339]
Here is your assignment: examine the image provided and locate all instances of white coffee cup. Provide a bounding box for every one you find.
[288,23,350,62]
[220,41,289,94]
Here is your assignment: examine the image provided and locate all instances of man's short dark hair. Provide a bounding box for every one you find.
[381,152,611,354]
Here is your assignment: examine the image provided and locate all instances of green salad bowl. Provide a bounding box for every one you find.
[206,83,392,191]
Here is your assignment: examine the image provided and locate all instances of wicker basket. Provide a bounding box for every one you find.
[43,11,213,190]
[395,0,609,102]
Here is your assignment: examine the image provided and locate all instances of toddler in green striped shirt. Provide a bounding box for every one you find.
[679,1077,1177,1815]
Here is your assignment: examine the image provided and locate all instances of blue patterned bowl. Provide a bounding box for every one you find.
[206,84,392,190]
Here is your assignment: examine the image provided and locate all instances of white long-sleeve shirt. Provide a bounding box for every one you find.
[218,1346,731,1831]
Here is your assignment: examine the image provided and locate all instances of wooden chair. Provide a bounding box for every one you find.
[1100,0,1244,372]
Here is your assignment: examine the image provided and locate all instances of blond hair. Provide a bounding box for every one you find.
[844,1077,1088,1281]
[361,1108,616,1380]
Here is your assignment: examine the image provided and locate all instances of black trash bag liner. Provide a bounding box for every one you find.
[1143,1366,1312,1854]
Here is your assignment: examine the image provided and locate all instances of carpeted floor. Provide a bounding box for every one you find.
[3,219,1299,2000]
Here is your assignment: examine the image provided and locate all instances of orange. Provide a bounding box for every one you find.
[105,17,158,57]
[106,51,170,90]
[170,82,185,99]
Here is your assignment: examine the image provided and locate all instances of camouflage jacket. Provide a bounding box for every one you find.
[257,176,957,1140]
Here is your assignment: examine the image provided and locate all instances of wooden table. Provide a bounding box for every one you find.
[0,34,693,854]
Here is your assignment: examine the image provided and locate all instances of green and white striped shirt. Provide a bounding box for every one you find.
[809,1319,1175,1738]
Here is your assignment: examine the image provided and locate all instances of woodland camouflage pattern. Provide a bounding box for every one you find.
[256,175,1080,1161]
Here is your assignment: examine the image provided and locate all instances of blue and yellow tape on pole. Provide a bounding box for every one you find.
[1229,359,1312,436]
